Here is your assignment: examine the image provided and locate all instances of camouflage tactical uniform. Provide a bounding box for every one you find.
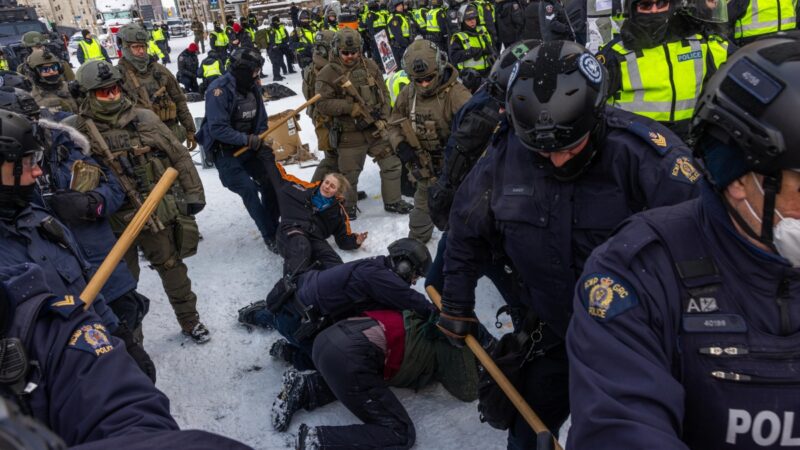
[27,48,79,114]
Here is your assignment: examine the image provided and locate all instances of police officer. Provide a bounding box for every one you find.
[424,0,449,51]
[73,60,210,344]
[363,0,390,70]
[17,31,74,82]
[567,37,800,449]
[198,49,224,97]
[496,0,526,48]
[449,3,496,80]
[292,10,317,69]
[197,48,280,253]
[539,0,576,41]
[411,0,429,33]
[389,40,471,244]
[728,0,797,45]
[599,0,731,139]
[270,16,297,75]
[387,0,418,63]
[210,21,231,62]
[25,49,78,114]
[76,29,111,65]
[240,16,257,49]
[444,0,469,38]
[116,24,198,151]
[385,68,410,108]
[305,30,337,182]
[177,43,200,94]
[150,22,170,64]
[315,28,413,218]
[435,41,702,449]
[324,6,340,30]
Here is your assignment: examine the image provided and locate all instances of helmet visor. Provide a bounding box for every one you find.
[679,0,728,23]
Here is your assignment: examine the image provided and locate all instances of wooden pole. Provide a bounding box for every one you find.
[233,94,322,157]
[426,286,563,450]
[81,168,179,310]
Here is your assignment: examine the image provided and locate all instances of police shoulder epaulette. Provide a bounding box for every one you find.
[46,294,86,319]
[607,113,674,156]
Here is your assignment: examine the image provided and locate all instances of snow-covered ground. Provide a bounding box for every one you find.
[76,35,567,449]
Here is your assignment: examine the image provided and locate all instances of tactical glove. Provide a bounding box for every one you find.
[465,47,484,60]
[112,324,157,383]
[186,132,198,151]
[437,301,480,348]
[186,202,205,215]
[350,102,366,119]
[49,191,104,223]
[428,182,455,231]
[396,142,419,165]
[247,134,264,152]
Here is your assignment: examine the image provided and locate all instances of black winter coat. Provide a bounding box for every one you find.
[177,50,198,79]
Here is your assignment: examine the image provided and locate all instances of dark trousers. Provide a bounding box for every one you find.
[268,49,284,79]
[312,319,416,449]
[214,150,279,243]
[278,229,343,276]
[279,43,295,73]
[177,74,199,93]
[156,41,170,63]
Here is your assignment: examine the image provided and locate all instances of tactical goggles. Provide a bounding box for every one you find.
[339,50,359,57]
[94,84,121,100]
[414,74,436,83]
[36,63,60,74]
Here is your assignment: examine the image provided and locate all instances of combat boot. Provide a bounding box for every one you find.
[272,368,311,432]
[345,205,359,220]
[296,423,321,449]
[384,199,414,214]
[237,300,273,330]
[182,321,211,344]
[269,338,298,363]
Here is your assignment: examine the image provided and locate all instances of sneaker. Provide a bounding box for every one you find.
[345,205,358,220]
[182,321,211,344]
[357,190,367,201]
[384,199,414,214]
[296,423,321,449]
[237,300,273,329]
[271,368,309,432]
[269,338,297,363]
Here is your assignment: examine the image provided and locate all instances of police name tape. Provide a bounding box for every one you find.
[233,94,322,158]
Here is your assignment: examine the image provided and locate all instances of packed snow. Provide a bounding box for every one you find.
[74,34,568,449]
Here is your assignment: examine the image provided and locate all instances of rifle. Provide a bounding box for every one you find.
[392,117,435,182]
[337,75,389,141]
[83,118,165,234]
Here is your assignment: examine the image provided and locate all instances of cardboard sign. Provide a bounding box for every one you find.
[374,29,398,74]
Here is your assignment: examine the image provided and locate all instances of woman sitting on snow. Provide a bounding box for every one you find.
[259,144,368,275]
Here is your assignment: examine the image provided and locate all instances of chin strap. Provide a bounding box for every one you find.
[721,172,782,252]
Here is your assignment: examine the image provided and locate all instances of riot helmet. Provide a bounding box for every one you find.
[118,24,151,72]
[0,71,32,92]
[20,32,48,49]
[314,30,337,58]
[0,111,44,212]
[692,37,800,250]
[506,40,607,154]
[0,87,40,119]
[388,238,432,284]
[75,60,122,92]
[118,24,149,44]
[27,48,63,86]
[402,39,447,95]
[458,3,479,24]
[333,28,362,64]
[299,9,312,25]
[486,39,540,103]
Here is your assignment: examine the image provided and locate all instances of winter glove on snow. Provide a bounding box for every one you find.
[48,191,104,223]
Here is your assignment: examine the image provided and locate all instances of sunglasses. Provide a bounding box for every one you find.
[340,50,359,56]
[37,63,60,74]
[636,0,669,11]
[414,74,436,84]
[95,84,121,100]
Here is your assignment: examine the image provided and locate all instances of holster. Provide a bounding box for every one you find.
[328,120,342,149]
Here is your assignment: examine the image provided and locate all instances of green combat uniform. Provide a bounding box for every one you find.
[389,40,471,243]
[314,28,413,217]
[72,60,211,344]
[191,19,206,53]
[116,25,198,151]
[304,30,336,182]
[17,31,75,82]
[26,48,79,114]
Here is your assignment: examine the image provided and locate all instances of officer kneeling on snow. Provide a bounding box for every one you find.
[239,238,437,372]
[567,37,800,449]
[435,40,702,449]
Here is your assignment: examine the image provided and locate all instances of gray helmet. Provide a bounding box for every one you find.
[75,60,122,91]
[21,31,48,48]
[402,39,446,79]
[332,28,362,53]
[26,48,63,85]
[314,30,336,56]
[0,87,40,118]
[388,238,432,283]
[458,3,479,22]
[118,24,149,44]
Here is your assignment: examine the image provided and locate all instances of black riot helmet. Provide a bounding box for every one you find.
[0,111,44,188]
[229,47,265,72]
[0,87,40,119]
[486,39,540,104]
[691,36,800,248]
[0,71,32,92]
[506,40,608,154]
[387,238,432,284]
[299,9,312,25]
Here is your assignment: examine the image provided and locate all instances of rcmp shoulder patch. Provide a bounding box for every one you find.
[670,155,701,184]
[67,322,114,357]
[579,273,639,321]
[212,88,223,97]
[47,295,85,319]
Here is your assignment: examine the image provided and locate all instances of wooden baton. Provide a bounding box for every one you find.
[426,285,563,450]
[81,167,179,310]
[233,94,322,158]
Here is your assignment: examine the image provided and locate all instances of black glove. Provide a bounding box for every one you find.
[436,301,480,348]
[247,134,264,152]
[112,324,157,383]
[48,191,104,223]
[428,182,455,231]
[186,202,205,215]
[396,142,419,165]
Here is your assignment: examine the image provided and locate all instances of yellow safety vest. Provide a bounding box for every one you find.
[609,35,729,123]
[203,60,222,78]
[426,8,444,33]
[211,30,229,48]
[412,8,428,30]
[246,27,256,43]
[735,0,797,40]
[148,40,164,59]
[389,13,411,39]
[452,31,492,72]
[151,28,165,42]
[78,38,105,62]
[386,69,410,108]
[272,25,288,44]
[0,59,8,70]
[375,10,390,28]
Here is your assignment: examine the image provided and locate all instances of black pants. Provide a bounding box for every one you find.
[278,229,343,276]
[279,43,295,73]
[177,74,199,93]
[268,49,284,79]
[311,318,416,449]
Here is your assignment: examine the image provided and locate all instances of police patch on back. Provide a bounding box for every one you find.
[580,273,639,321]
[68,322,114,357]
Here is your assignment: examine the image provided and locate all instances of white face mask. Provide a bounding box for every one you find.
[742,173,800,267]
